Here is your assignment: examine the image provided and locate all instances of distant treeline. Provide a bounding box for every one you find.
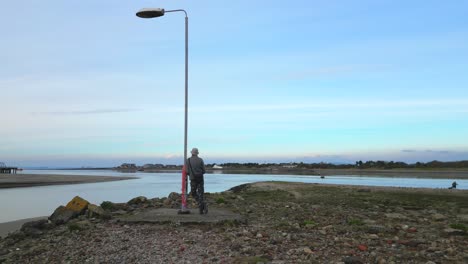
[210,160,468,169]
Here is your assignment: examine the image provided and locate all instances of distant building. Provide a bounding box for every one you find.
[213,164,223,169]
[118,163,137,169]
[281,163,297,169]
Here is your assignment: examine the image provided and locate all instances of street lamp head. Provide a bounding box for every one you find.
[136,8,165,18]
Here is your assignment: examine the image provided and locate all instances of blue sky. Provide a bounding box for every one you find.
[1,0,468,167]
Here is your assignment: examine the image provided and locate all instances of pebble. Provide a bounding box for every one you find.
[358,244,368,251]
[431,213,446,221]
[303,247,313,254]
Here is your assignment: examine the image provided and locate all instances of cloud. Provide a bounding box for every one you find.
[401,149,417,153]
[424,149,450,154]
[402,149,453,154]
[189,99,468,113]
[280,64,391,80]
[32,108,140,116]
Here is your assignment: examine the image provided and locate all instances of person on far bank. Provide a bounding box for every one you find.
[449,181,458,189]
[186,147,207,214]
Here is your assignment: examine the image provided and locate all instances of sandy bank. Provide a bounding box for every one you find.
[0,174,137,189]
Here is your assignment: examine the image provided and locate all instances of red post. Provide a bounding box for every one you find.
[181,165,187,209]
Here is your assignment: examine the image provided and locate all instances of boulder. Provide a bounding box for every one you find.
[20,219,55,236]
[127,196,148,205]
[444,228,466,236]
[366,225,389,234]
[49,206,77,224]
[456,214,468,222]
[65,196,90,214]
[168,192,181,201]
[68,220,92,232]
[86,204,111,219]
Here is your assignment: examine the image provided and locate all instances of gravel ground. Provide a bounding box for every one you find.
[1,182,467,263]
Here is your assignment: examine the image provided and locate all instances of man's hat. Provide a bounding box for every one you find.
[191,148,199,155]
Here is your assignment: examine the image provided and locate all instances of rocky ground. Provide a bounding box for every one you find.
[1,182,467,263]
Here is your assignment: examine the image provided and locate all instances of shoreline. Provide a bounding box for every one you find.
[1,181,467,262]
[129,168,468,179]
[44,167,468,178]
[1,182,466,237]
[0,174,137,189]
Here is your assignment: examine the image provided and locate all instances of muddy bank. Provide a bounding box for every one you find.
[0,174,137,189]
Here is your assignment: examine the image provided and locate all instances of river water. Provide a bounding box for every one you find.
[0,170,466,223]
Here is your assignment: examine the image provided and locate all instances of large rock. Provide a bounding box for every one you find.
[20,219,54,237]
[65,196,90,214]
[49,206,77,224]
[68,220,92,232]
[456,214,468,222]
[127,196,148,205]
[21,219,53,230]
[168,192,181,201]
[86,204,111,219]
[444,228,466,236]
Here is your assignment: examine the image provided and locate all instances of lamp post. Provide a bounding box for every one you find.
[136,8,190,214]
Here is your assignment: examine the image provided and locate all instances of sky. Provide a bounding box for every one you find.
[1,0,468,167]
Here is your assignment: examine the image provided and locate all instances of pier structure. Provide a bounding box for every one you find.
[0,162,18,174]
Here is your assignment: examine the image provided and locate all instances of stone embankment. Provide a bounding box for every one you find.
[0,182,467,263]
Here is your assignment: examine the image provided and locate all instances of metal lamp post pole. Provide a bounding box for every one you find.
[136,8,190,213]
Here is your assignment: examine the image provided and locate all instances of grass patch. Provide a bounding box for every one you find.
[348,218,365,226]
[68,223,83,232]
[450,223,467,232]
[303,220,318,227]
[216,197,226,204]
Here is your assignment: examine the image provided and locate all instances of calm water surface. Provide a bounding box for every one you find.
[0,170,466,223]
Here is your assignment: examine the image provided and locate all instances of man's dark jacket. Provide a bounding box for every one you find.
[187,155,205,180]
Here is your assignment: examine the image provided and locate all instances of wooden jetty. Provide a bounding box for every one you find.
[0,167,18,174]
[0,162,18,174]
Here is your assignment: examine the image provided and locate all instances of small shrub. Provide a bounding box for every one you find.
[216,197,225,204]
[100,201,115,211]
[68,223,82,232]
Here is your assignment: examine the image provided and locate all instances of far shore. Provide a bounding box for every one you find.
[112,168,468,179]
[0,174,137,189]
